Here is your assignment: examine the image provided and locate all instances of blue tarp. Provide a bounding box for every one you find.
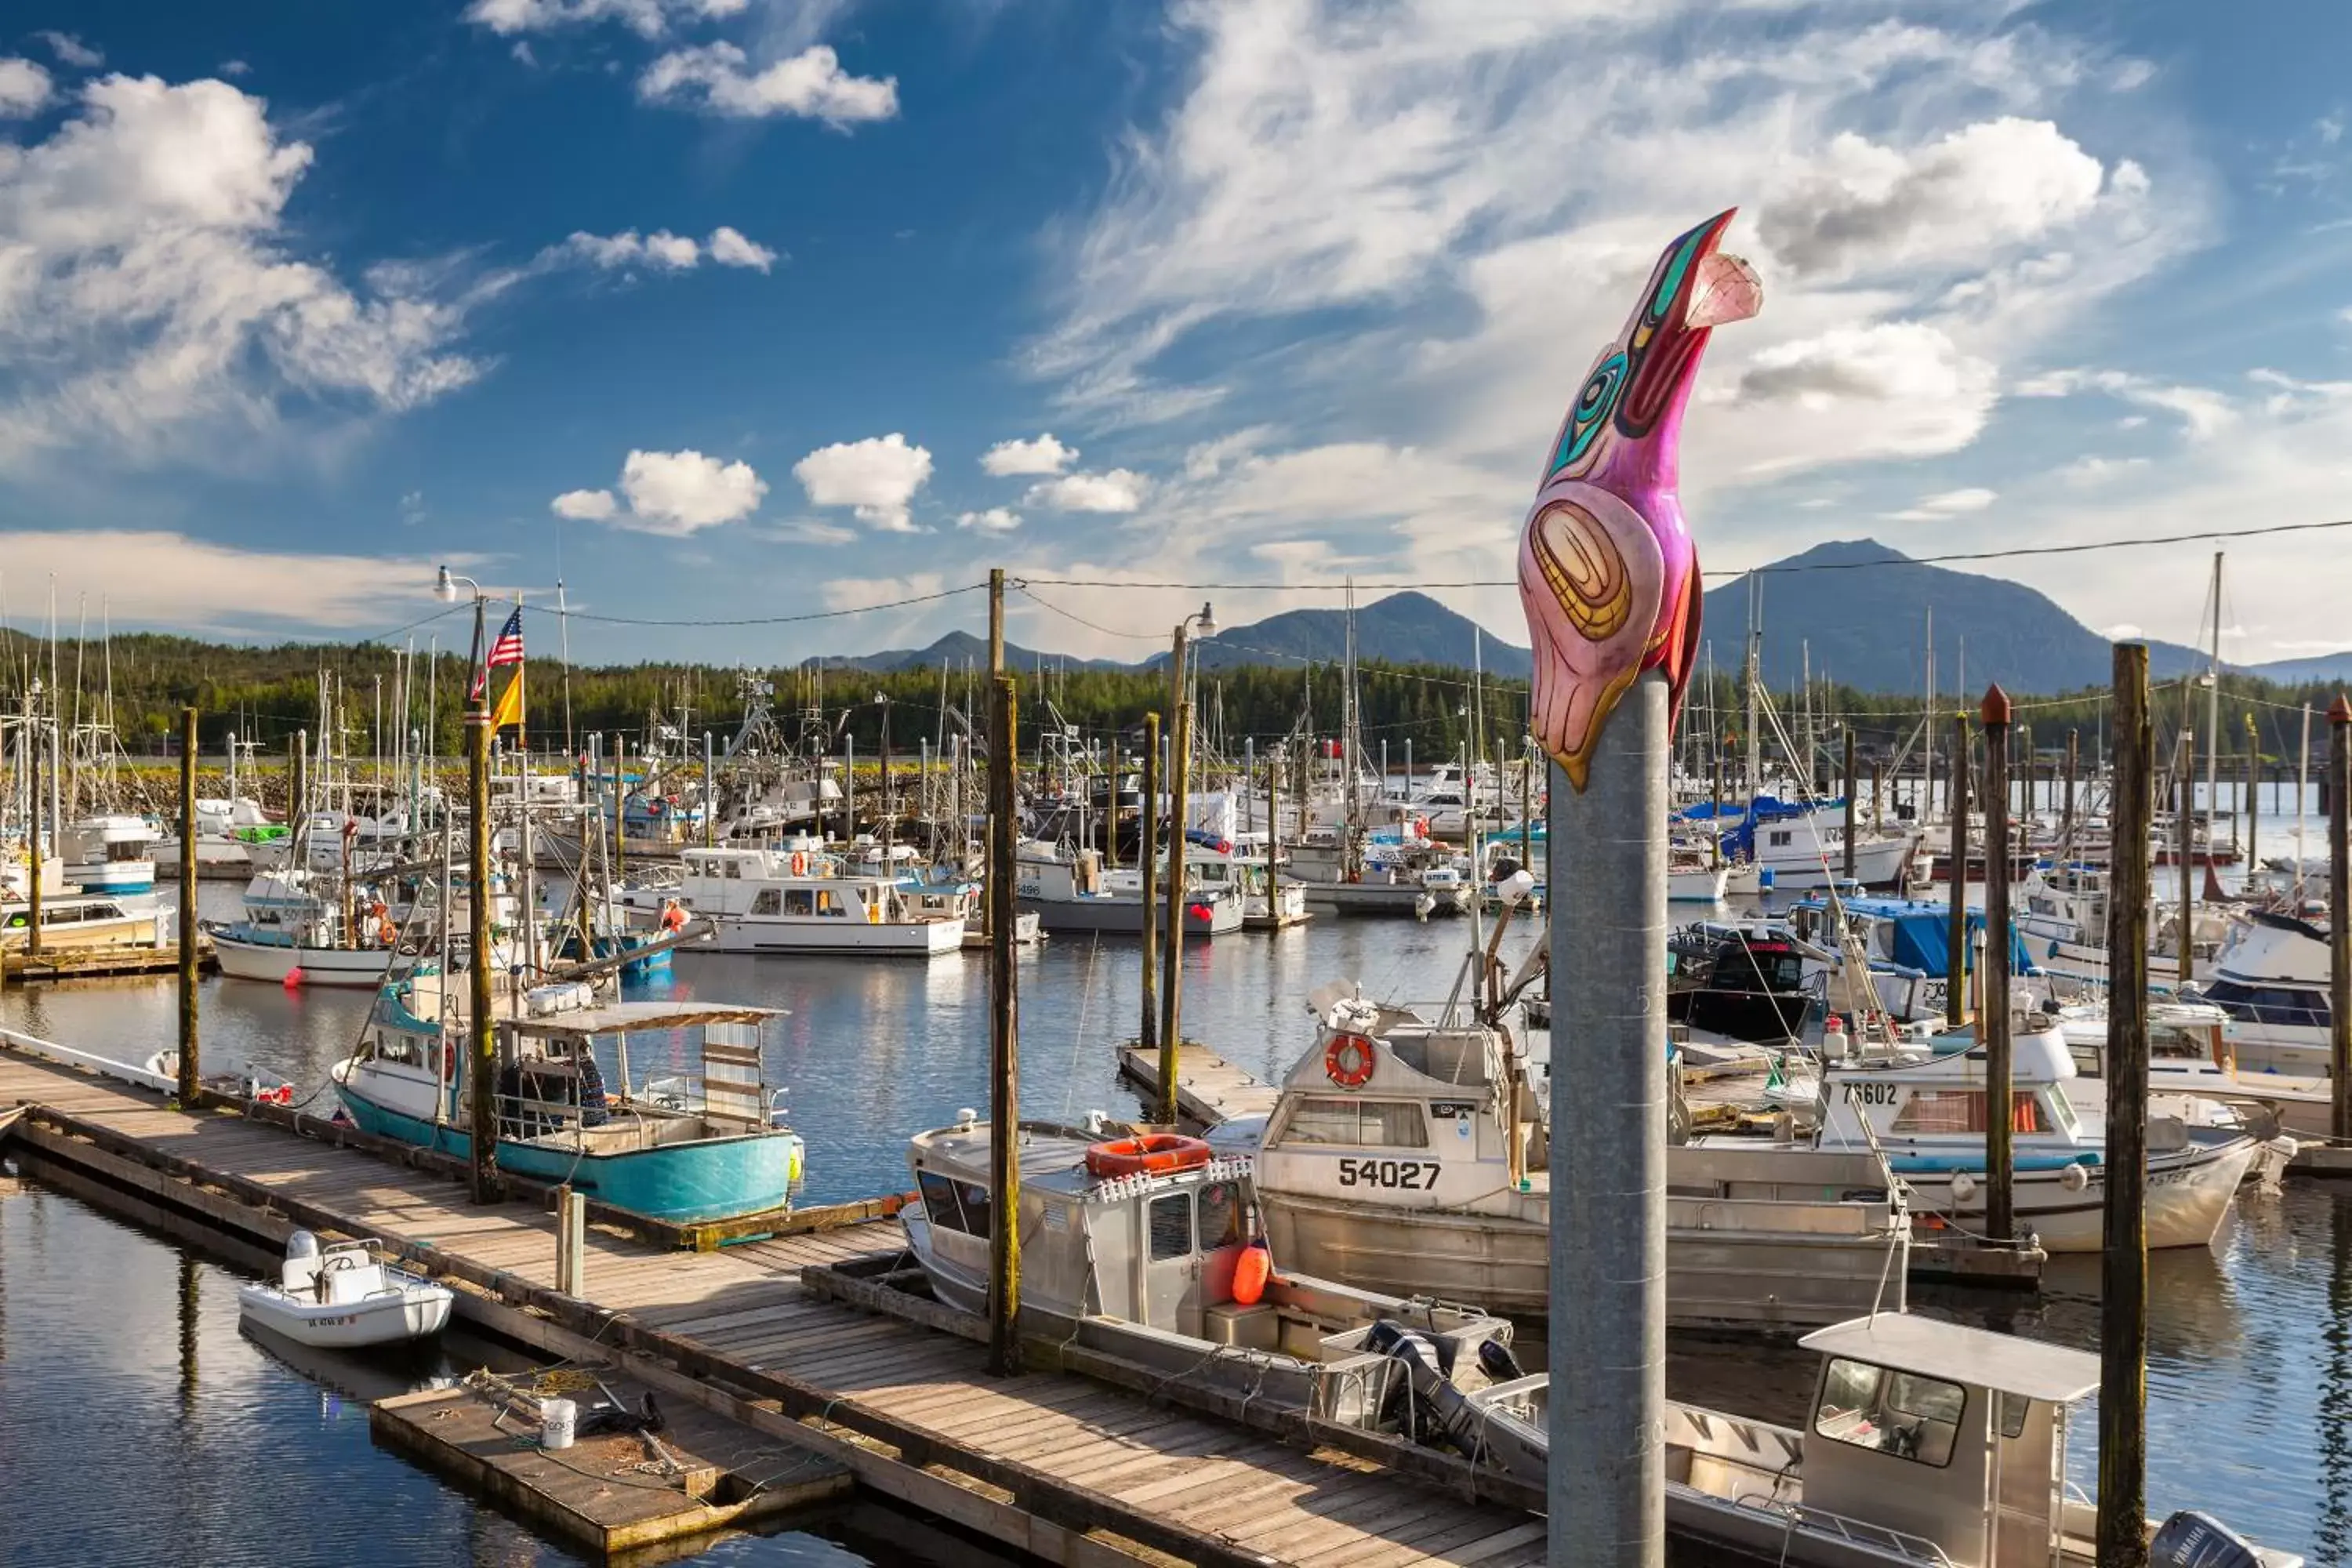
[1676,794,1848,861]
[1793,894,2042,978]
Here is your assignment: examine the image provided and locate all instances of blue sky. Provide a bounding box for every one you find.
[0,0,2347,668]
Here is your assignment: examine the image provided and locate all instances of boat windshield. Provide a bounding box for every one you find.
[1814,1357,1965,1468]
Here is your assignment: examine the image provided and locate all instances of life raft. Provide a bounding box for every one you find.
[1324,1031,1376,1088]
[1084,1133,1213,1179]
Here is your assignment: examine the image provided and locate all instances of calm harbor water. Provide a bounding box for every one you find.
[0,887,2339,1561]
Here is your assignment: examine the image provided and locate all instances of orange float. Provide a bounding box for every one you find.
[1231,1241,1273,1305]
[1083,1132,1213,1179]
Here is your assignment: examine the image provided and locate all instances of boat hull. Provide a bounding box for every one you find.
[1254,1188,1906,1332]
[68,862,155,895]
[211,931,395,986]
[1884,1137,2255,1251]
[696,915,964,955]
[332,1079,798,1224]
[237,1278,453,1348]
[1018,896,1241,936]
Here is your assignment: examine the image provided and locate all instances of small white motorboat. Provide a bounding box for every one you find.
[238,1232,454,1349]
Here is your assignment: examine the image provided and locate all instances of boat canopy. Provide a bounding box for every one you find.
[1677,794,1849,859]
[1798,1315,2098,1403]
[1793,894,2042,978]
[499,1000,782,1040]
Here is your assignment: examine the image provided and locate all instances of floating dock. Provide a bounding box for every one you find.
[374,1367,850,1557]
[4,940,217,984]
[1116,1043,1279,1129]
[0,1036,1549,1567]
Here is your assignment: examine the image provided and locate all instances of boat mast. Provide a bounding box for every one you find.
[2205,551,2222,863]
[1922,608,1934,817]
[2297,701,2313,899]
[1743,571,1761,803]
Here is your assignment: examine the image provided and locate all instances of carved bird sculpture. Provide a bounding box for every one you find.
[1517,210,1761,791]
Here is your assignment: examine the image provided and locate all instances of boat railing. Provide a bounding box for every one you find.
[1733,1494,1956,1566]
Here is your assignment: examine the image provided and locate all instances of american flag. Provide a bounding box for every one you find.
[471,605,524,700]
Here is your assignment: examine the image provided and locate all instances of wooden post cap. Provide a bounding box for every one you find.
[2331,694,2352,725]
[1980,684,2013,728]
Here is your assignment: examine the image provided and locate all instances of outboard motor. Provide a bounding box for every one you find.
[2149,1511,2265,1568]
[1476,1338,1526,1385]
[1366,1320,1446,1431]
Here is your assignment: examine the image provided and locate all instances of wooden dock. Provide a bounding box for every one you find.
[1116,1043,1281,1128]
[5,939,218,983]
[0,1039,1548,1567]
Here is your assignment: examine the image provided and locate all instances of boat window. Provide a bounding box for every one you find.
[2042,1091,2079,1137]
[724,861,742,879]
[1998,1392,2031,1440]
[1889,1090,2043,1135]
[1769,831,1792,848]
[818,891,844,917]
[2203,977,2329,1029]
[1196,1181,1242,1250]
[751,889,782,916]
[1148,1192,1192,1261]
[916,1171,993,1236]
[1276,1097,1430,1149]
[1813,1358,1964,1468]
[785,889,815,916]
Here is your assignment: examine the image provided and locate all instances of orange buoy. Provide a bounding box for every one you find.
[1083,1132,1213,1179]
[1232,1241,1272,1306]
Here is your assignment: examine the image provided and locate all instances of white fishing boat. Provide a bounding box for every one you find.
[1013,839,1242,937]
[238,1232,453,1349]
[59,813,158,895]
[208,867,403,986]
[1430,1313,2301,1566]
[2190,909,2331,1075]
[661,841,964,955]
[2054,995,2330,1143]
[1807,1014,2258,1250]
[1218,984,1912,1331]
[155,796,288,877]
[2015,862,2226,988]
[1685,796,1919,891]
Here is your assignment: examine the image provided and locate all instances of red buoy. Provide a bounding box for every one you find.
[282,965,305,989]
[1232,1241,1272,1305]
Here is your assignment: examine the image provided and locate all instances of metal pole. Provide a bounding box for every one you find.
[2245,713,2259,871]
[1550,671,1668,1566]
[2332,696,2351,1145]
[986,673,1022,1376]
[1268,747,1282,926]
[2098,642,2153,1568]
[1710,746,1722,869]
[1160,699,1192,1083]
[1841,727,1856,882]
[1980,686,2014,1246]
[178,706,200,1104]
[1946,713,1969,1026]
[2176,731,2194,983]
[703,731,716,847]
[467,710,499,1204]
[2064,729,2079,856]
[1139,713,1160,1054]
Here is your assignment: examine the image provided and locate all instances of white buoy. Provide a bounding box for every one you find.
[540,1397,577,1451]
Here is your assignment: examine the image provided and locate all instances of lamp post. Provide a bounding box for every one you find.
[1158,603,1216,1120]
[436,564,500,1204]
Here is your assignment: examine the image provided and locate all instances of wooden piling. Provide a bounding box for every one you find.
[2175,730,2194,984]
[1842,728,1857,882]
[177,706,200,1105]
[1710,747,1724,868]
[1268,752,1283,921]
[2098,642,2153,1568]
[2063,729,2078,855]
[1138,712,1160,1054]
[556,1184,586,1296]
[2332,695,2351,1145]
[1946,713,1969,1026]
[2245,713,2259,870]
[1980,687,2014,1246]
[1160,699,1192,1084]
[27,724,42,957]
[1869,759,1882,838]
[987,672,1022,1377]
[467,712,498,1205]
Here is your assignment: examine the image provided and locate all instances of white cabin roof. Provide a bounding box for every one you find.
[1798,1315,2099,1403]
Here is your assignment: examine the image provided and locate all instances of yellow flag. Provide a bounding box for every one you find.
[488,663,524,734]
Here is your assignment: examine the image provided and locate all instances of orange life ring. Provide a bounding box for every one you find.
[1323,1031,1376,1088]
[789,851,810,877]
[1083,1133,1213,1179]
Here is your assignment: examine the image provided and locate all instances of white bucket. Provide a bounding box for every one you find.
[540,1397,577,1451]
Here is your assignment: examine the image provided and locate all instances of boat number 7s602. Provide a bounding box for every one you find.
[1336,1158,1441,1190]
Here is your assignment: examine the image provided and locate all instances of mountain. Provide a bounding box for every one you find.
[1697,539,2209,695]
[2244,652,2352,685]
[1179,591,1533,677]
[822,630,1131,674]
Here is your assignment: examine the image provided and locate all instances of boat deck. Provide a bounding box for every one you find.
[0,1039,1547,1567]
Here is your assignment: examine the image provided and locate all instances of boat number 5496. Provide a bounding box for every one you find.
[1337,1158,1440,1189]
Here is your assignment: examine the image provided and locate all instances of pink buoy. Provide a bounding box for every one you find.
[283,965,305,989]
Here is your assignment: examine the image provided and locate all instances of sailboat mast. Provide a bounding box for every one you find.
[1743,572,1761,801]
[2205,551,2222,862]
[1922,608,1935,816]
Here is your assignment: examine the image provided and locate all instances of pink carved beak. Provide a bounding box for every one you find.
[1686,250,1762,331]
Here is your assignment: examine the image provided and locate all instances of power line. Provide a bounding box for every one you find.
[530,581,989,629]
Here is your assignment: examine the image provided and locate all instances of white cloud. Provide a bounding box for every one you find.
[638,43,896,125]
[2055,455,2150,488]
[0,73,481,469]
[464,0,746,38]
[793,432,933,532]
[1882,486,1997,521]
[0,529,456,634]
[2016,368,2236,439]
[551,487,618,520]
[979,433,1076,476]
[1026,469,1149,514]
[1732,322,2000,466]
[0,57,53,116]
[707,225,778,271]
[956,507,1022,533]
[2104,622,2143,641]
[219,60,252,78]
[619,448,767,532]
[35,31,102,69]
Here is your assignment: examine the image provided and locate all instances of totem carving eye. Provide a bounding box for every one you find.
[1552,350,1627,474]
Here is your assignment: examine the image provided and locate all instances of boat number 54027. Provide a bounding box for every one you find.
[1337,1158,1441,1189]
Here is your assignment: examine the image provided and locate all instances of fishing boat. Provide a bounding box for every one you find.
[900,1112,1530,1430]
[207,867,408,986]
[59,813,158,894]
[1184,832,1311,927]
[156,796,288,877]
[1806,1014,2258,1250]
[2189,909,2331,1075]
[661,841,964,955]
[2050,995,2325,1144]
[1216,984,1911,1331]
[1668,922,1814,1044]
[1682,795,1918,891]
[2014,862,2226,988]
[1013,839,1242,936]
[1783,895,2053,1026]
[238,1231,453,1349]
[1,886,172,956]
[1428,1312,2300,1566]
[330,971,804,1223]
